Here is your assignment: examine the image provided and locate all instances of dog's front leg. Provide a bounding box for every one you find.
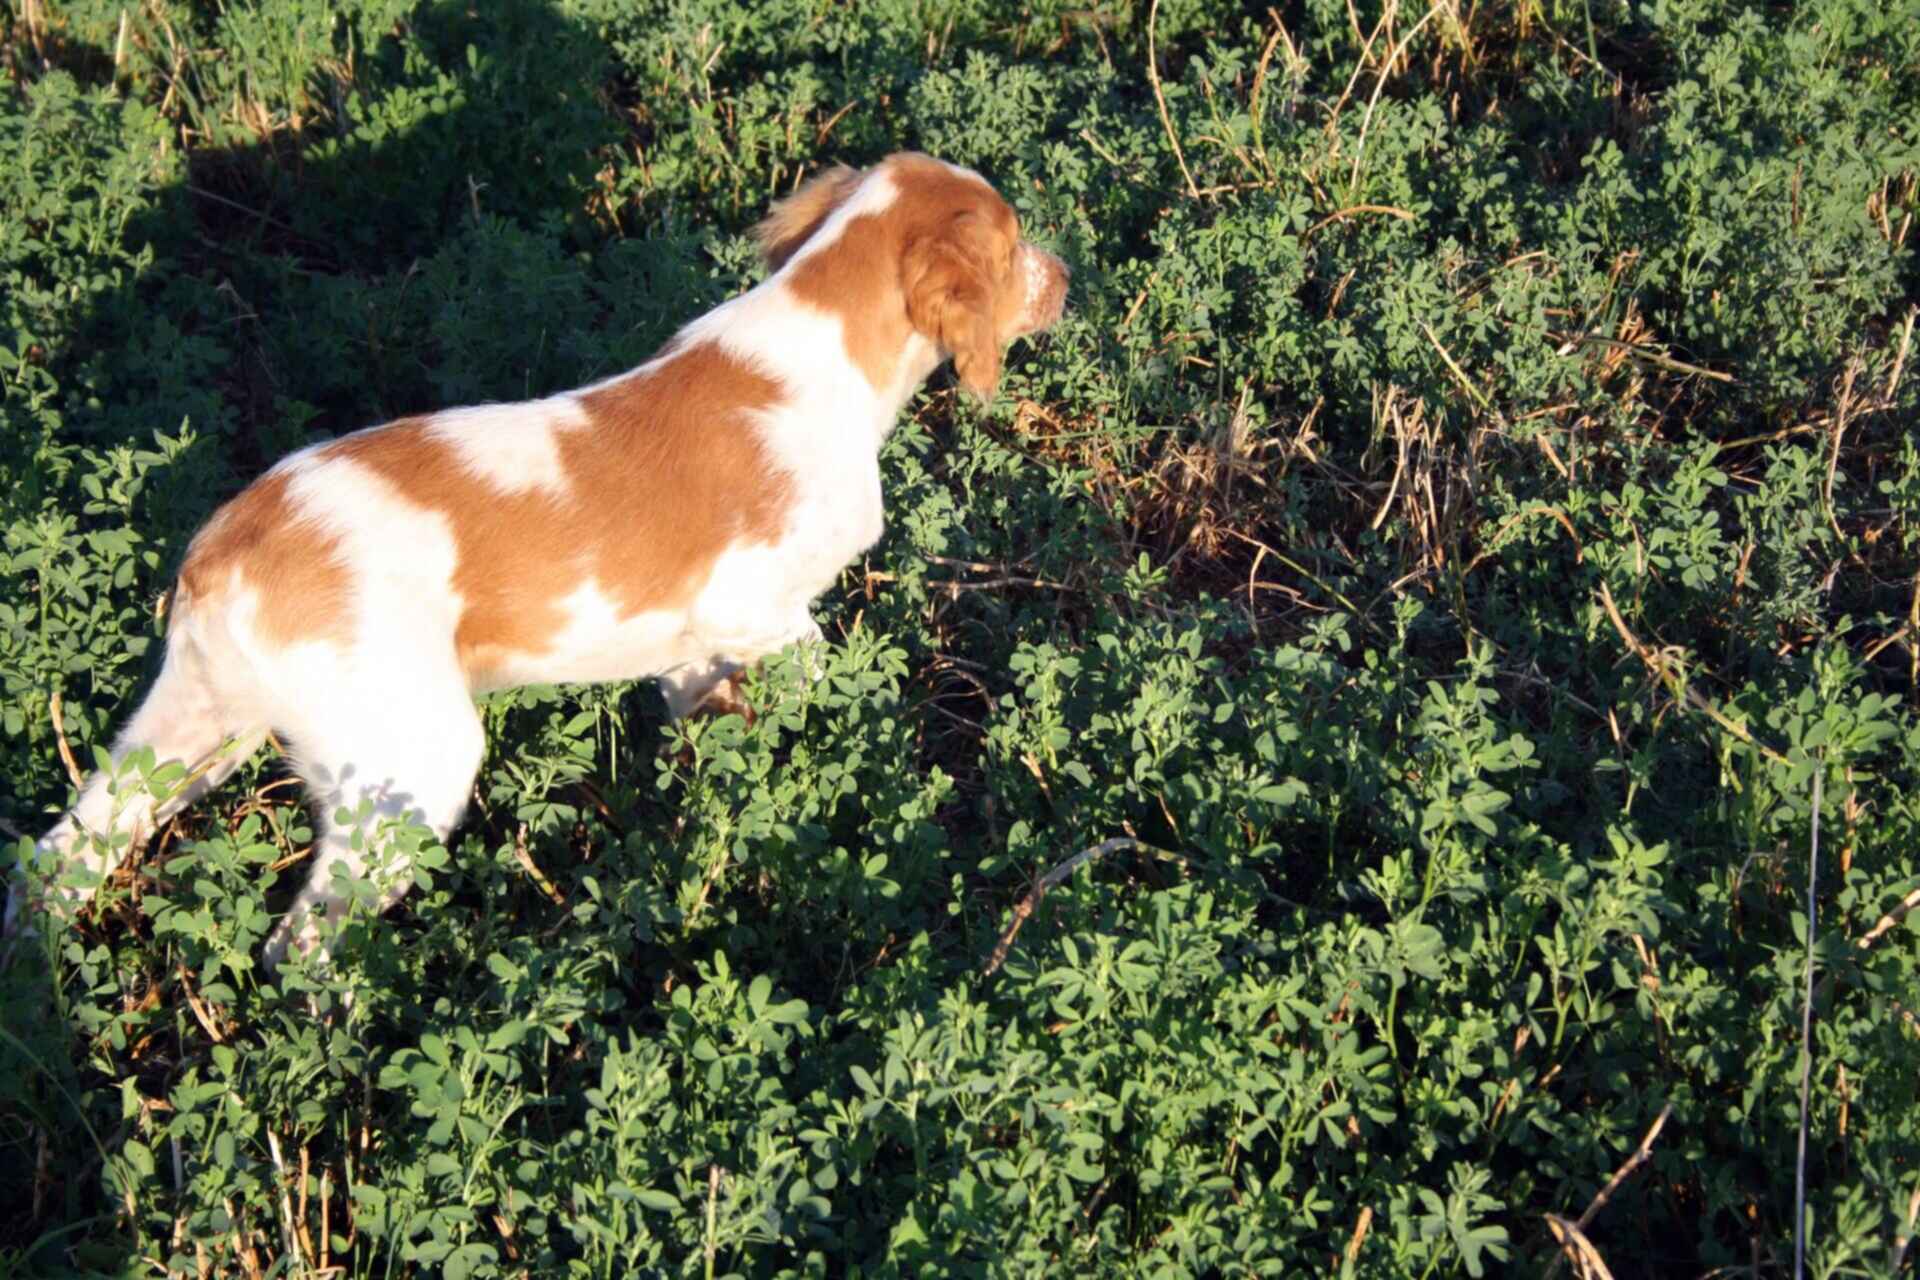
[659,609,824,723]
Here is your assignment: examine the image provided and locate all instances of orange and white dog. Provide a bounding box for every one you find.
[10,153,1069,966]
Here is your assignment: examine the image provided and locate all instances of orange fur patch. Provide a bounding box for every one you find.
[178,343,791,683]
[176,470,354,648]
[778,154,1026,396]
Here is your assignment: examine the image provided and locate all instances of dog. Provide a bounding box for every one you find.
[8,153,1070,968]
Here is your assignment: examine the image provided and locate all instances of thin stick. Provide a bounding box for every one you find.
[182,184,314,244]
[50,692,84,791]
[925,554,1032,573]
[22,0,49,60]
[984,838,1145,976]
[813,99,858,147]
[1596,582,1790,766]
[1078,126,1127,171]
[1821,361,1860,561]
[1422,320,1506,425]
[1344,1205,1373,1265]
[1348,1,1449,193]
[1217,526,1374,628]
[1860,621,1911,666]
[1794,767,1822,1280]
[1545,1101,1672,1278]
[298,1145,314,1266]
[1371,388,1410,530]
[1575,1103,1672,1233]
[1464,505,1583,574]
[511,825,566,907]
[1120,272,1158,328]
[1324,0,1395,146]
[704,1164,722,1280]
[1886,305,1916,401]
[935,575,1076,597]
[1544,1215,1617,1280]
[265,1130,303,1270]
[320,1165,332,1273]
[1713,423,1822,453]
[1247,12,1294,165]
[1146,0,1200,200]
[1555,332,1735,383]
[1245,540,1271,640]
[176,963,227,1044]
[1306,203,1416,238]
[1856,885,1920,950]
[1891,1184,1920,1274]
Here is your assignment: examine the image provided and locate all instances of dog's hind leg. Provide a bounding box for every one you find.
[9,630,264,939]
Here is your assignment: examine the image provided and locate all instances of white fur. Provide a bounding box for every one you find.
[1017,244,1053,327]
[281,452,467,643]
[12,157,1066,970]
[426,398,584,496]
[481,580,682,692]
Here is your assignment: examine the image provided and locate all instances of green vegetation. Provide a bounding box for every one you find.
[4,0,1919,1274]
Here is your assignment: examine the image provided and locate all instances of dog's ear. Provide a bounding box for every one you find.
[753,165,862,270]
[904,213,1002,399]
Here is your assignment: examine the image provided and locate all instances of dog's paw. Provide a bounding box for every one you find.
[694,672,758,726]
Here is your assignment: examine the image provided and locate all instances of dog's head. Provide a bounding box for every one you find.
[754,153,1070,398]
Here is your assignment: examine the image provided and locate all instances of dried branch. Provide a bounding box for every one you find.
[1553,332,1735,383]
[512,825,566,907]
[175,963,229,1044]
[1596,581,1789,766]
[1546,1102,1673,1278]
[984,838,1149,977]
[1794,768,1821,1280]
[1146,0,1199,200]
[1545,1215,1617,1280]
[49,692,83,792]
[1348,1,1450,192]
[1857,885,1920,950]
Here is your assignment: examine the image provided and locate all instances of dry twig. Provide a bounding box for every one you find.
[1545,1102,1673,1278]
[175,963,228,1044]
[511,824,566,907]
[1146,0,1199,200]
[1545,1215,1617,1280]
[1554,332,1735,383]
[50,692,83,791]
[265,1130,308,1271]
[1576,1102,1673,1234]
[1348,2,1450,192]
[1794,770,1822,1280]
[1344,1205,1374,1266]
[1856,886,1920,950]
[1248,8,1305,165]
[1306,203,1416,238]
[984,838,1150,976]
[1891,1184,1920,1274]
[1596,581,1789,767]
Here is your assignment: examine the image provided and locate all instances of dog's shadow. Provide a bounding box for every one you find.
[2,0,722,1266]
